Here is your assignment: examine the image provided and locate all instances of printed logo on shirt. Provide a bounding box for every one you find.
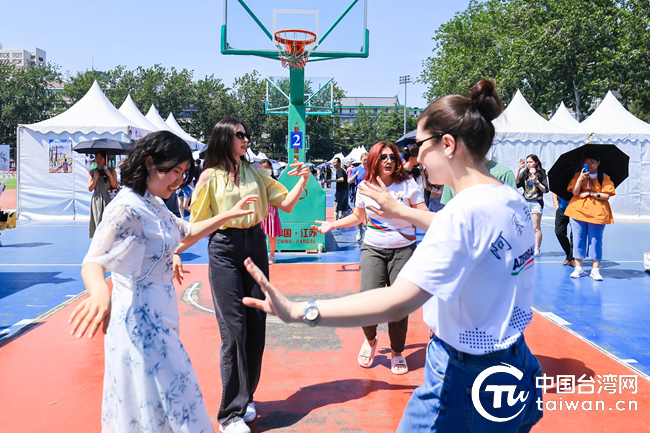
[490,232,512,260]
[511,213,525,237]
[472,363,530,422]
[511,246,535,276]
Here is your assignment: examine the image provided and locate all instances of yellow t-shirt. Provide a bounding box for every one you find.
[189,161,288,229]
[565,172,616,225]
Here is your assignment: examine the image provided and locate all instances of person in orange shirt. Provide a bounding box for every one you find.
[565,153,615,281]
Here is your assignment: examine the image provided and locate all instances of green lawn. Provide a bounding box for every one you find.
[2,178,16,190]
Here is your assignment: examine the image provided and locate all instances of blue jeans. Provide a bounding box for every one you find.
[570,218,605,261]
[428,196,444,213]
[397,335,543,433]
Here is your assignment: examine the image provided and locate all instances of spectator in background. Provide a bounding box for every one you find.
[327,157,349,220]
[88,150,118,238]
[565,153,615,281]
[194,158,203,184]
[553,192,574,267]
[516,154,549,256]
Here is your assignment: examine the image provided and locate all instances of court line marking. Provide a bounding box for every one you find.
[0,264,82,267]
[532,306,650,381]
[182,281,283,323]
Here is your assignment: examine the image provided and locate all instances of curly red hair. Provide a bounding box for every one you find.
[363,141,408,185]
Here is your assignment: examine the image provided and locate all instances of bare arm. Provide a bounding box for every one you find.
[242,258,432,327]
[572,170,588,197]
[69,262,111,338]
[552,193,559,210]
[358,180,434,231]
[313,206,366,233]
[183,195,258,244]
[88,171,99,192]
[106,169,118,189]
[276,162,311,213]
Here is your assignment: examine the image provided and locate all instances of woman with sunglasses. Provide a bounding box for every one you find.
[313,141,426,375]
[242,80,542,432]
[173,119,310,433]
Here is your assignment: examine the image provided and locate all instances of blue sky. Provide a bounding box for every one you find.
[2,0,470,109]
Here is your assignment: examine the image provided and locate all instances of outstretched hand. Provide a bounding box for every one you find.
[312,220,333,234]
[229,195,259,219]
[242,257,295,323]
[357,179,402,219]
[287,161,311,183]
[69,291,111,338]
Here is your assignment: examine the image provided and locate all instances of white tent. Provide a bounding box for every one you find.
[256,152,269,161]
[330,153,345,163]
[489,90,588,217]
[166,113,202,151]
[549,102,581,131]
[345,146,368,163]
[575,91,650,217]
[246,148,259,161]
[18,81,132,219]
[145,105,177,133]
[118,95,158,140]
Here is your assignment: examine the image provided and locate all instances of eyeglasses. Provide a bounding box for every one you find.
[235,131,249,140]
[379,154,399,163]
[407,133,444,157]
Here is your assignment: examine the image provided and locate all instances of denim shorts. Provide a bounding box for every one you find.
[526,199,543,215]
[397,335,543,433]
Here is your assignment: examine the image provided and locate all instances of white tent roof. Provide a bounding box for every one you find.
[578,91,650,134]
[166,113,202,150]
[330,153,345,163]
[23,81,132,134]
[549,102,580,131]
[145,105,176,133]
[345,146,368,162]
[246,148,259,161]
[256,152,268,161]
[493,90,574,134]
[118,95,158,132]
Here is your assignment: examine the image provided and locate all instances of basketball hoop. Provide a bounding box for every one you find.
[274,29,317,69]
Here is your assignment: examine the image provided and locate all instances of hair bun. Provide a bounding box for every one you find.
[468,79,503,122]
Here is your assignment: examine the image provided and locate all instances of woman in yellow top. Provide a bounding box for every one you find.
[565,153,615,281]
[174,118,310,433]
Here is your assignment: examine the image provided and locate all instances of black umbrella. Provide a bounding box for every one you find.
[548,144,629,201]
[395,129,417,147]
[73,138,133,155]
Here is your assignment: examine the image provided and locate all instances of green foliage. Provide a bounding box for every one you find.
[420,0,650,121]
[0,62,63,148]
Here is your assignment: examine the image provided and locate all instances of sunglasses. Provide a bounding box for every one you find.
[235,131,249,140]
[379,154,399,163]
[407,133,445,157]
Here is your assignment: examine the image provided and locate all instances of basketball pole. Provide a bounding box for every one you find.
[288,67,306,163]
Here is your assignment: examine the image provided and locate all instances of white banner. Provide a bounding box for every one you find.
[0,145,9,171]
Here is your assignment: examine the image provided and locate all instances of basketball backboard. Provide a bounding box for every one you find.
[222,0,368,61]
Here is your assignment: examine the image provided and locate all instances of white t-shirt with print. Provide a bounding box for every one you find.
[399,183,536,355]
[355,178,424,249]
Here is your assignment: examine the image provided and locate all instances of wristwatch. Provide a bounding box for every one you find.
[303,301,320,327]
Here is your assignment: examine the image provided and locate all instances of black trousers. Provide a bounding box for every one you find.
[554,208,574,261]
[208,224,269,425]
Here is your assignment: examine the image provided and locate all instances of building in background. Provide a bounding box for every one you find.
[0,43,46,67]
[338,96,422,123]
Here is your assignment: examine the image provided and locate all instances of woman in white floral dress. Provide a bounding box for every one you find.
[69,131,258,433]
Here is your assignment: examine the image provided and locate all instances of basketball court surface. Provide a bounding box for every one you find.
[1,188,649,432]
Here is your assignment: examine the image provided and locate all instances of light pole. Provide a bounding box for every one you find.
[399,75,411,134]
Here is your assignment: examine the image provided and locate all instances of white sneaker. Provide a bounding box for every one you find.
[590,268,603,281]
[534,248,541,256]
[570,266,586,278]
[220,419,251,433]
[356,230,363,241]
[268,254,275,265]
[243,402,256,422]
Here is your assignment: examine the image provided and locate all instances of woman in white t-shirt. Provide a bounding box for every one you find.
[313,141,426,375]
[240,80,543,432]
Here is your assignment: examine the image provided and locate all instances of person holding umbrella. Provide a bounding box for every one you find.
[565,152,616,280]
[88,150,118,238]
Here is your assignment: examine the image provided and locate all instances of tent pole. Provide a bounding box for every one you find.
[16,125,20,217]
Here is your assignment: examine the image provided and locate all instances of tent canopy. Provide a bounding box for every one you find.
[549,102,580,131]
[493,90,575,134]
[166,113,202,150]
[23,81,132,135]
[578,91,650,134]
[145,105,176,133]
[118,95,158,132]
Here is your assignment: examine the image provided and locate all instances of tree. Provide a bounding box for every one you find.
[0,62,63,148]
[188,75,237,142]
[420,0,650,120]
